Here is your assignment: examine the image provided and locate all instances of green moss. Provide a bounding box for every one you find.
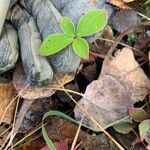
[126,32,138,45]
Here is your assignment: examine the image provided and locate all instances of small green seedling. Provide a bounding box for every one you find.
[39,9,107,59]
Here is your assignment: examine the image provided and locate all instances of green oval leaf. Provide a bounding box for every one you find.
[39,33,73,56]
[60,17,75,37]
[128,107,148,122]
[77,9,107,37]
[139,119,150,142]
[72,37,89,59]
[113,122,136,134]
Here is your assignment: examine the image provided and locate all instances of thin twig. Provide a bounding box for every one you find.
[98,37,147,57]
[71,116,84,150]
[0,125,12,137]
[7,124,42,150]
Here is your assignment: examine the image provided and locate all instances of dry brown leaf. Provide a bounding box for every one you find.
[91,26,114,55]
[134,31,150,51]
[22,137,46,150]
[0,81,17,124]
[81,62,97,82]
[14,97,60,134]
[0,125,10,147]
[106,0,133,9]
[13,66,75,100]
[74,48,150,130]
[45,117,117,149]
[45,117,87,144]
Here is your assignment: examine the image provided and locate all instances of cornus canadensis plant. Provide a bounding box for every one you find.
[39,9,107,59]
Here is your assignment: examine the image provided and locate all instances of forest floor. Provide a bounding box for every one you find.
[0,0,150,150]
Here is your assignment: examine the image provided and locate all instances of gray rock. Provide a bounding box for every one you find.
[10,5,53,86]
[0,0,11,35]
[50,0,73,11]
[20,0,115,73]
[20,0,80,73]
[0,22,19,73]
[62,0,114,25]
[110,10,138,33]
[9,0,18,9]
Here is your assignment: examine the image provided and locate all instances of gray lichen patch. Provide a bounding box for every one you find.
[0,22,18,73]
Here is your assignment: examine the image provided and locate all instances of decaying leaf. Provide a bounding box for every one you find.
[74,48,150,130]
[13,66,74,100]
[106,0,133,9]
[45,117,88,144]
[91,26,114,55]
[13,100,34,134]
[45,117,117,149]
[101,48,150,102]
[139,119,150,143]
[22,137,46,150]
[110,130,145,149]
[113,122,136,134]
[134,31,150,51]
[128,107,148,122]
[0,125,10,147]
[81,62,97,82]
[15,97,60,134]
[40,140,68,150]
[0,81,17,124]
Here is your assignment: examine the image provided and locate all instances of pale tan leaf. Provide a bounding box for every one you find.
[74,48,150,130]
[101,48,150,102]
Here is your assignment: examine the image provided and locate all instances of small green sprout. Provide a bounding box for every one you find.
[39,9,107,59]
[126,32,138,45]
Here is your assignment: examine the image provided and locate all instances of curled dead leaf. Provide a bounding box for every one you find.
[74,48,149,130]
[13,66,75,100]
[101,48,150,102]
